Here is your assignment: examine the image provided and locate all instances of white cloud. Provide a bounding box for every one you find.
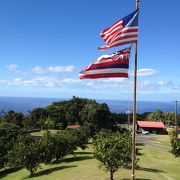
[6,65,75,74]
[138,80,174,90]
[0,71,177,95]
[137,68,158,77]
[48,65,74,73]
[97,78,127,83]
[0,76,80,88]
[6,64,18,71]
[31,66,46,74]
[81,78,130,91]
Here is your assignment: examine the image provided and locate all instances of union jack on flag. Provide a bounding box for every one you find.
[98,10,138,50]
[79,47,131,79]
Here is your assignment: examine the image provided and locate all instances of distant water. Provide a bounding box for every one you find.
[99,100,175,114]
[0,96,63,114]
[0,96,175,114]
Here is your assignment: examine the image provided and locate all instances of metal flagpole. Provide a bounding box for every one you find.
[172,100,180,136]
[132,0,139,179]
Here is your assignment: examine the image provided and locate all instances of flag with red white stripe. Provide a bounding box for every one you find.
[79,47,131,79]
[98,10,138,51]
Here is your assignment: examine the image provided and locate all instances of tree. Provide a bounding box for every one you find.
[164,112,174,126]
[23,115,36,130]
[111,113,127,124]
[1,110,24,128]
[28,108,48,129]
[145,110,176,126]
[60,129,89,152]
[46,104,67,129]
[169,129,180,157]
[80,102,116,136]
[39,131,71,164]
[39,131,56,164]
[65,96,90,124]
[146,109,163,122]
[7,134,41,175]
[0,122,20,168]
[39,116,55,129]
[93,130,132,180]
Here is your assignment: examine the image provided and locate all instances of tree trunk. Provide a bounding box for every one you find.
[110,169,114,180]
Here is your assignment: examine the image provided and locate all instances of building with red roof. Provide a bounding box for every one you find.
[67,124,80,129]
[137,121,166,134]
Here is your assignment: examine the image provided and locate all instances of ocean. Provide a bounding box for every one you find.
[0,96,175,114]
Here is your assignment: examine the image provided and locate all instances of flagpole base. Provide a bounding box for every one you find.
[131,174,135,180]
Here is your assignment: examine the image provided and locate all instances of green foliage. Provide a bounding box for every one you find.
[163,112,174,126]
[30,108,48,122]
[28,108,48,129]
[62,129,89,151]
[46,104,67,130]
[93,130,132,180]
[39,130,70,163]
[7,134,41,175]
[111,112,147,124]
[43,116,56,129]
[169,128,177,143]
[77,127,90,148]
[111,113,127,124]
[1,110,24,128]
[146,109,163,121]
[65,96,88,125]
[39,131,56,164]
[169,129,180,157]
[22,115,36,130]
[0,122,20,168]
[4,96,117,131]
[39,128,89,164]
[146,109,175,126]
[80,102,116,136]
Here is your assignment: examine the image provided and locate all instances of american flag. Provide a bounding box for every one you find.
[98,10,138,51]
[79,47,131,79]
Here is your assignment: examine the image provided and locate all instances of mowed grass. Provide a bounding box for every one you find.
[30,130,61,137]
[1,135,180,180]
[151,135,171,146]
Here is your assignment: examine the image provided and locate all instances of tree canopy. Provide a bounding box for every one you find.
[93,130,132,180]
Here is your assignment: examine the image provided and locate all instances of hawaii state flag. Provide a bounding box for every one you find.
[79,47,131,79]
[98,10,138,50]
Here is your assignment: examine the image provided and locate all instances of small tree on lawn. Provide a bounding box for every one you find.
[7,134,41,176]
[93,130,132,180]
[0,122,20,169]
[169,129,180,157]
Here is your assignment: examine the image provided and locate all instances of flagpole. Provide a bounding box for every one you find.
[132,0,139,180]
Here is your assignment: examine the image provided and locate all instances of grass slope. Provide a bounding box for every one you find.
[1,135,180,180]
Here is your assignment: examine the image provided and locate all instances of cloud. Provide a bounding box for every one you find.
[48,66,74,73]
[0,70,177,95]
[138,80,174,90]
[30,66,46,74]
[6,65,75,74]
[6,64,18,71]
[137,68,158,77]
[172,85,180,90]
[82,79,175,92]
[81,78,131,91]
[0,76,80,88]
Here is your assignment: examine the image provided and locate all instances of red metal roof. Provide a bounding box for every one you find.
[137,121,166,129]
[67,124,80,129]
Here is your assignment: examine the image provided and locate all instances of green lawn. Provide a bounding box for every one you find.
[150,135,171,146]
[30,130,60,137]
[1,135,180,180]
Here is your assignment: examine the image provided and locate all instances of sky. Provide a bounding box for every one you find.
[0,0,180,102]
